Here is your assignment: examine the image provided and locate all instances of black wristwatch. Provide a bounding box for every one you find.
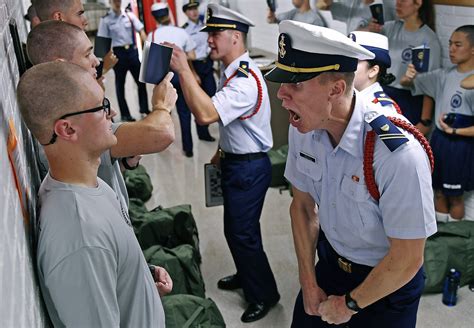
[419,119,432,127]
[121,157,139,170]
[345,292,362,312]
[148,264,156,281]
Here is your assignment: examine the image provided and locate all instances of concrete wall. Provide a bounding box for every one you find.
[0,0,47,327]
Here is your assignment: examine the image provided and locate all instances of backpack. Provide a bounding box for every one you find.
[162,295,226,328]
[123,164,153,202]
[423,221,474,293]
[136,204,201,262]
[144,244,205,298]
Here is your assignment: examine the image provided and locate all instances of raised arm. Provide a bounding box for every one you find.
[110,72,177,158]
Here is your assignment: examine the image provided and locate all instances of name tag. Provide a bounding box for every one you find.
[299,151,315,162]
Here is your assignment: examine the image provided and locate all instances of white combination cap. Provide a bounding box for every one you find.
[265,20,375,83]
[348,31,391,68]
[202,3,254,33]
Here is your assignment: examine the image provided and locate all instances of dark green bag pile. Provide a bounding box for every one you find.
[123,164,153,202]
[162,295,225,328]
[268,144,289,188]
[423,221,474,293]
[135,204,201,261]
[144,245,205,298]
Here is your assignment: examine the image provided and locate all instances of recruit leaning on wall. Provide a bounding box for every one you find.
[0,0,48,326]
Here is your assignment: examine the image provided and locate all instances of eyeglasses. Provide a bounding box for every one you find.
[42,97,111,146]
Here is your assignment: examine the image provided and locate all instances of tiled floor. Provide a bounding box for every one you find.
[104,71,473,327]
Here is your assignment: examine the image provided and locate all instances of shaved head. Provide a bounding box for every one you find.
[34,0,78,21]
[17,62,98,144]
[27,20,84,65]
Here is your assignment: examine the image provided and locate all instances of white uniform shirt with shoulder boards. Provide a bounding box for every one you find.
[284,92,437,267]
[382,20,442,90]
[212,52,273,154]
[183,19,210,60]
[411,67,474,130]
[146,25,196,52]
[98,10,144,47]
[37,174,165,328]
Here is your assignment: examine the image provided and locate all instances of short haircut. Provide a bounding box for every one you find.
[17,62,94,143]
[27,20,84,65]
[318,72,355,96]
[26,5,38,21]
[454,25,474,46]
[34,0,77,21]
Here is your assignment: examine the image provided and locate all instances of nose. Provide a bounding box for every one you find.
[108,108,118,119]
[92,54,100,68]
[277,83,290,101]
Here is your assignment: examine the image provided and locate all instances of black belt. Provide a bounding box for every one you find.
[193,58,208,63]
[113,44,136,50]
[318,232,373,275]
[219,148,267,161]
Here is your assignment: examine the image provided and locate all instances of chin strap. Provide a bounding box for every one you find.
[364,117,435,201]
[223,68,263,121]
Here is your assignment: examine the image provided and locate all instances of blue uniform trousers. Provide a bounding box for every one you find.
[291,232,425,328]
[113,46,149,117]
[221,155,280,304]
[172,74,212,152]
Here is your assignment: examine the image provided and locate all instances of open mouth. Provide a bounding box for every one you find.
[288,109,301,124]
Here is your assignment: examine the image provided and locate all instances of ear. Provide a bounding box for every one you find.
[52,11,63,21]
[368,64,380,80]
[328,79,347,100]
[54,119,78,143]
[231,31,240,45]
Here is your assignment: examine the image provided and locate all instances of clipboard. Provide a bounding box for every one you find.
[204,163,223,207]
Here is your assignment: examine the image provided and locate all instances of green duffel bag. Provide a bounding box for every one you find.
[423,221,474,293]
[162,295,225,328]
[268,144,289,188]
[123,164,153,202]
[136,204,201,262]
[144,245,205,298]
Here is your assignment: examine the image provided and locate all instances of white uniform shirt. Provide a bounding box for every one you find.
[284,92,436,266]
[212,52,273,154]
[411,67,474,130]
[183,19,210,60]
[98,10,144,47]
[146,25,196,52]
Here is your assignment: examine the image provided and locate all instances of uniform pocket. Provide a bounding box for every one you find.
[296,155,322,204]
[340,175,378,228]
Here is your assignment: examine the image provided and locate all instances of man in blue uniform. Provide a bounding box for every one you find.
[265,21,436,327]
[182,0,216,144]
[98,0,149,121]
[167,4,280,323]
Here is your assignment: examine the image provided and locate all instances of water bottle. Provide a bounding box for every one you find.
[442,268,461,306]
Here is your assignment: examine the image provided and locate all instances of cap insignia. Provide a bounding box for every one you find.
[279,34,287,59]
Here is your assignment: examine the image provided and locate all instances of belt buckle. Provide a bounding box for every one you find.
[219,148,225,159]
[124,44,130,50]
[338,257,352,273]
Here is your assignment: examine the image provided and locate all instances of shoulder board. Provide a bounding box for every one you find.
[236,61,249,78]
[182,22,189,29]
[372,91,396,107]
[102,12,110,18]
[364,111,408,152]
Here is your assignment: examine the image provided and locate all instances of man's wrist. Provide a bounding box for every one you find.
[345,292,362,312]
[452,128,457,135]
[152,105,171,114]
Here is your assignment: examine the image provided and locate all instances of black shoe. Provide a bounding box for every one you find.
[140,109,150,114]
[217,274,241,290]
[184,150,193,158]
[121,115,136,122]
[199,135,216,142]
[241,298,279,323]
